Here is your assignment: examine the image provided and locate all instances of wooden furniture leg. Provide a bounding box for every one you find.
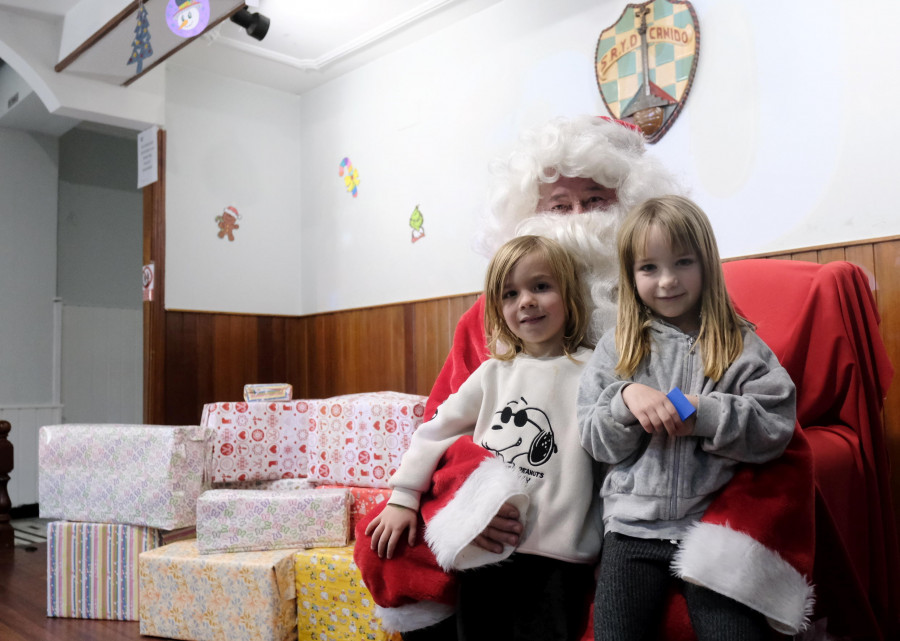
[0,420,13,549]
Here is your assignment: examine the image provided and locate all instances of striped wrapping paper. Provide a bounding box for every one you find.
[46,521,192,620]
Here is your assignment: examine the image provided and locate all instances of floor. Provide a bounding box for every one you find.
[11,517,49,549]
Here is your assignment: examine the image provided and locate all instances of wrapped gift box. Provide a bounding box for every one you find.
[306,392,427,488]
[212,478,315,491]
[244,383,293,402]
[266,478,315,491]
[202,401,311,483]
[319,485,391,539]
[139,540,298,641]
[295,545,399,641]
[46,521,194,620]
[39,424,214,529]
[197,488,351,554]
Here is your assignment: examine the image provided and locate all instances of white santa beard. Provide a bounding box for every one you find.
[514,208,623,343]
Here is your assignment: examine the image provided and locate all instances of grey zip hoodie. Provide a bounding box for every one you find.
[577,318,796,540]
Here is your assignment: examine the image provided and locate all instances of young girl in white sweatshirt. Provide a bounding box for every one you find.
[367,234,603,640]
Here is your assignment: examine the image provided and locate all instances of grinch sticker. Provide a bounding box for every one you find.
[339,157,360,198]
[409,205,425,243]
[215,206,241,241]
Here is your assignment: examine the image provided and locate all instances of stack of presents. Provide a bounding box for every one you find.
[38,384,429,641]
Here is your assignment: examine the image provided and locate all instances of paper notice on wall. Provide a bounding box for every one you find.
[137,125,159,188]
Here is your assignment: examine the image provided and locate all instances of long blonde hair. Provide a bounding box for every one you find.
[484,235,592,360]
[615,196,747,380]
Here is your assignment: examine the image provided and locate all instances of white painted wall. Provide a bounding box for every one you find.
[0,5,165,131]
[0,129,58,405]
[60,305,142,425]
[57,127,144,427]
[163,0,900,316]
[4,0,900,320]
[163,64,304,315]
[293,0,900,314]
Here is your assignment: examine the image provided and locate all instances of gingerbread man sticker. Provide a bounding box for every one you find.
[215,206,241,241]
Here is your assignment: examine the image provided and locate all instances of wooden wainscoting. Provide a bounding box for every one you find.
[160,235,899,525]
[163,293,480,426]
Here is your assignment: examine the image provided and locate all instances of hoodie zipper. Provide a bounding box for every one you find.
[669,333,696,520]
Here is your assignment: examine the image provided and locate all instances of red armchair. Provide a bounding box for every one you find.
[722,258,899,640]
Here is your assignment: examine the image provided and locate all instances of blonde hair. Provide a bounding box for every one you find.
[615,195,747,380]
[484,235,592,360]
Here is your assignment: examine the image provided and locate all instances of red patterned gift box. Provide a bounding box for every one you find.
[201,400,311,483]
[306,392,427,489]
[318,485,392,539]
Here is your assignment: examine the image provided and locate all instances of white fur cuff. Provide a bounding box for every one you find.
[375,601,456,633]
[424,456,529,571]
[672,522,815,635]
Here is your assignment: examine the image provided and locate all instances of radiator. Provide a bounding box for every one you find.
[0,404,63,507]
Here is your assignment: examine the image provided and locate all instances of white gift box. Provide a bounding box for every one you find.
[39,424,214,529]
[196,487,351,554]
[305,392,427,488]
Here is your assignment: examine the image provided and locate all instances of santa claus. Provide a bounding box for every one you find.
[354,115,814,641]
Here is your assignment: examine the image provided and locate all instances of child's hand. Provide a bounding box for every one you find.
[622,383,688,437]
[365,504,418,559]
[472,501,522,554]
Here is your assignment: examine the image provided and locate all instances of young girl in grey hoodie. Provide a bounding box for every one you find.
[577,195,796,641]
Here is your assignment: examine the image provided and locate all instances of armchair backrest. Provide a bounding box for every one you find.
[722,258,892,428]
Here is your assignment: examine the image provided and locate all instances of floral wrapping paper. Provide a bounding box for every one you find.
[39,424,215,530]
[318,485,391,539]
[306,392,427,489]
[212,478,315,491]
[46,521,176,621]
[139,539,298,641]
[196,488,351,554]
[201,401,311,483]
[295,545,400,641]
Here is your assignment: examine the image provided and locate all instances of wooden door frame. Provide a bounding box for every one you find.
[142,127,166,424]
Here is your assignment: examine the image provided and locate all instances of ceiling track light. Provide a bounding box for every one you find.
[230,8,270,41]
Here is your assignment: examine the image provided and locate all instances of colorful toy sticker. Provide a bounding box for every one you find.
[409,205,426,243]
[215,206,241,241]
[339,157,360,198]
[165,0,210,38]
[127,3,153,74]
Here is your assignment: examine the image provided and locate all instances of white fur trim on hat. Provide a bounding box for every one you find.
[672,522,815,635]
[424,455,530,571]
[375,601,456,633]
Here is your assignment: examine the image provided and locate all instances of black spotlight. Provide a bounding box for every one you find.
[230,8,270,41]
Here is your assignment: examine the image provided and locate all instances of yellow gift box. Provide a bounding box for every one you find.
[295,545,400,641]
[139,539,298,641]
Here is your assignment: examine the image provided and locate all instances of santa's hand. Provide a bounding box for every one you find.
[472,501,522,554]
[365,504,418,559]
[622,383,685,437]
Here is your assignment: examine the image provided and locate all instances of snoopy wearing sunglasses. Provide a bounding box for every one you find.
[482,396,558,469]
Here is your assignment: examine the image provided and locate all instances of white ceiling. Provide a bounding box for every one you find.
[2,0,498,96]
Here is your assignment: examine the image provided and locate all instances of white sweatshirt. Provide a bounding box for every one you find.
[389,347,603,565]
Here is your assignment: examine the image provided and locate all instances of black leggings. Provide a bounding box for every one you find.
[456,553,593,641]
[594,532,771,641]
